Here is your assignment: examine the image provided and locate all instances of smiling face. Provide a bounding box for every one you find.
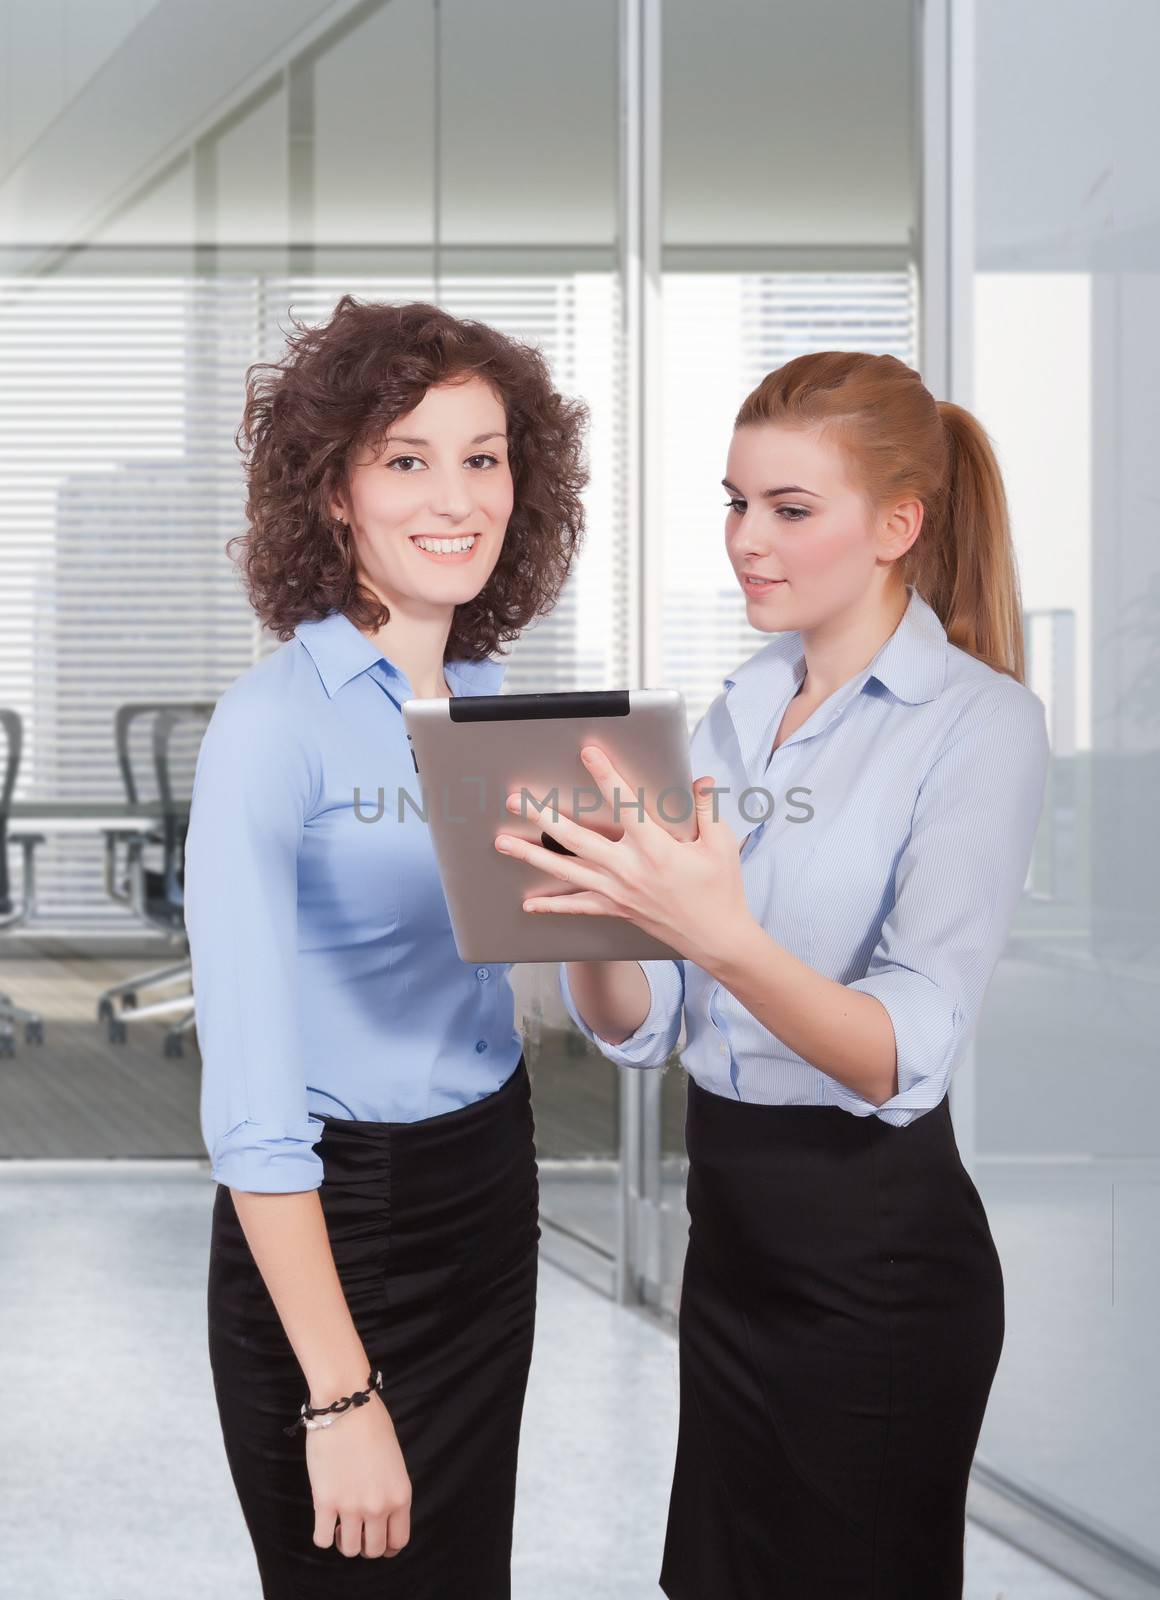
[330,374,514,616]
[722,422,922,630]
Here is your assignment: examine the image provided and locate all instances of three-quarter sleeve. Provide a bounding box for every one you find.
[558,958,685,1069]
[838,681,1049,1126]
[184,685,326,1192]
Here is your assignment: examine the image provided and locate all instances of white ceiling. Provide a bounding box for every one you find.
[2,0,1155,268]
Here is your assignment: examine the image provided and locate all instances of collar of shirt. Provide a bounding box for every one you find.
[293,609,508,698]
[720,582,949,786]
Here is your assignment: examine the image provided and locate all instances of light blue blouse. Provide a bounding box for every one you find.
[559,584,1050,1127]
[183,610,522,1193]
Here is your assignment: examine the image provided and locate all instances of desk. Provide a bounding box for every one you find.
[7,802,189,829]
[2,802,191,931]
[2,801,194,1047]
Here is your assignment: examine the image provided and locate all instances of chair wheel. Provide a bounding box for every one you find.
[0,1034,14,1059]
[163,1034,184,1059]
[25,1021,44,1046]
[121,992,138,1011]
[97,997,114,1023]
[108,1017,128,1045]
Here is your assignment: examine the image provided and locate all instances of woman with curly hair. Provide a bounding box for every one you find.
[183,296,586,1599]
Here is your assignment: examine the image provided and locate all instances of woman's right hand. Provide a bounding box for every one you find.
[308,1391,412,1559]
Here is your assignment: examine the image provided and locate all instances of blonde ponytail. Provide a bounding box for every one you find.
[736,354,1026,682]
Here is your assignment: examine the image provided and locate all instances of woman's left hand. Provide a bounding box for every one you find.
[493,744,756,970]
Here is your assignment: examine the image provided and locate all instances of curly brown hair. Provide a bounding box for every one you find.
[228,296,589,659]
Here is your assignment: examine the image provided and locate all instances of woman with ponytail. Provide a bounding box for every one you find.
[494,351,1049,1597]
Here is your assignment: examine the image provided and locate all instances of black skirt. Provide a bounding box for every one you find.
[660,1079,1004,1600]
[207,1057,540,1600]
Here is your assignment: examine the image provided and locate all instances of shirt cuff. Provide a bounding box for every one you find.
[835,968,964,1124]
[209,1115,328,1193]
[558,959,683,1069]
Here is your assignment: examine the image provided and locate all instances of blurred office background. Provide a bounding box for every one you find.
[0,1,1157,1595]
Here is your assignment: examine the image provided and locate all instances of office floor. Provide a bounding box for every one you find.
[1,939,1152,1595]
[0,1160,1094,1600]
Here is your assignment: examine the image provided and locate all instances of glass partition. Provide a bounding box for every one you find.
[969,0,1160,1574]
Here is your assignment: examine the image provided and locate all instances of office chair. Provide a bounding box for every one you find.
[0,709,47,1056]
[98,702,213,1057]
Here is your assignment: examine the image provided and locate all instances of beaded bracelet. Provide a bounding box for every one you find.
[283,1368,384,1437]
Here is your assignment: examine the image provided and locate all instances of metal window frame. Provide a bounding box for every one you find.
[615,0,663,1306]
[918,0,980,1173]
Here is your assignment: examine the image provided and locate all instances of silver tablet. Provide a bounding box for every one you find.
[401,688,695,963]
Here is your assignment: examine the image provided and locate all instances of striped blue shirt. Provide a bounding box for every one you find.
[559,584,1050,1127]
[183,610,522,1193]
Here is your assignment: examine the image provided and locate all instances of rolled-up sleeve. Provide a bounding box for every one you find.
[838,682,1050,1126]
[184,685,326,1192]
[558,958,685,1069]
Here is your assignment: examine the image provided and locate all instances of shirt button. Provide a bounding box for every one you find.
[719,1043,727,1056]
[475,1039,488,1053]
[476,967,490,981]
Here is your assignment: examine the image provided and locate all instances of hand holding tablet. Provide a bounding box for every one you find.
[402,688,717,962]
[495,742,745,963]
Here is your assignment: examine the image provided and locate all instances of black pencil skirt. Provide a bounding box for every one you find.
[659,1079,1004,1600]
[206,1057,540,1599]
